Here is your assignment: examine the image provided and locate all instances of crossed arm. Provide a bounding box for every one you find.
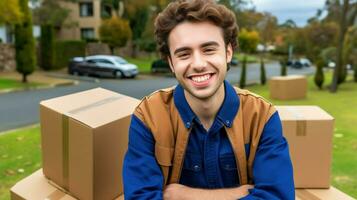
[123,113,294,200]
[163,183,254,200]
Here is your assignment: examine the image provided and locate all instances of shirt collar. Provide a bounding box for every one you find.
[173,80,239,129]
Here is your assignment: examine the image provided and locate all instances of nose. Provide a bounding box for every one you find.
[191,51,207,71]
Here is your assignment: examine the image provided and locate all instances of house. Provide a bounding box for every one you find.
[57,0,113,41]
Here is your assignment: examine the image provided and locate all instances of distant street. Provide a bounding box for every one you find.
[0,61,314,132]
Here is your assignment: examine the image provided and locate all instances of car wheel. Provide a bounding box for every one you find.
[114,70,123,79]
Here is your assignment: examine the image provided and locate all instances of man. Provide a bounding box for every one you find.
[123,0,295,199]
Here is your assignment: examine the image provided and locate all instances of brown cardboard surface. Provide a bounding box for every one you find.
[10,169,76,200]
[40,88,140,200]
[276,106,334,188]
[296,188,355,200]
[11,169,355,200]
[10,169,125,200]
[269,75,307,100]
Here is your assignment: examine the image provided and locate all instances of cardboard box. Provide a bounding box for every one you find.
[296,188,355,200]
[269,75,307,100]
[40,88,140,200]
[276,106,334,188]
[10,169,124,200]
[11,170,355,200]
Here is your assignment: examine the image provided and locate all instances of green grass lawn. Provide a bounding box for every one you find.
[0,78,44,91]
[0,125,41,200]
[0,71,356,199]
[125,55,158,73]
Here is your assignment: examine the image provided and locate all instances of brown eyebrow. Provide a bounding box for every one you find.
[201,41,219,48]
[173,41,220,55]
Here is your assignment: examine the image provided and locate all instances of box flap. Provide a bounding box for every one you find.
[40,88,140,128]
[40,88,119,113]
[276,106,334,121]
[270,75,306,81]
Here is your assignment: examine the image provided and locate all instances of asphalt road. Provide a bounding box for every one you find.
[0,62,314,132]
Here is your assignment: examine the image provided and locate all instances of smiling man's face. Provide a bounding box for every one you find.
[168,21,233,101]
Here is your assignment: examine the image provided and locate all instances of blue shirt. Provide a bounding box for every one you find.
[123,81,295,199]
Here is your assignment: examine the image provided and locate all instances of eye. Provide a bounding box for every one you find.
[177,53,190,59]
[204,48,216,54]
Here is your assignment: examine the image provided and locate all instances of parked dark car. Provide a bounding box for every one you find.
[287,58,311,69]
[68,55,139,78]
[230,56,239,66]
[151,59,171,73]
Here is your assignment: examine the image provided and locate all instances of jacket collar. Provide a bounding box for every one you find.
[173,80,239,129]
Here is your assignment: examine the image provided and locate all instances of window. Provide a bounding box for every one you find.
[79,2,93,17]
[81,28,95,40]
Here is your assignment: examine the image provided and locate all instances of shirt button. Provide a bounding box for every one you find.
[226,120,230,126]
[193,165,200,171]
[186,122,191,127]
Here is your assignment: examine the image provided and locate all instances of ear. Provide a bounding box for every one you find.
[167,56,175,73]
[226,43,233,63]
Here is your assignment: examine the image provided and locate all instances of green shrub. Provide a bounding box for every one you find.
[239,56,247,88]
[15,0,36,83]
[260,57,266,85]
[40,24,55,70]
[151,59,170,73]
[54,40,86,69]
[314,59,325,89]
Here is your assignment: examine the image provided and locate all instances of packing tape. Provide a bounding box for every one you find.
[61,95,124,192]
[45,190,67,200]
[296,189,321,200]
[47,179,76,199]
[286,107,307,136]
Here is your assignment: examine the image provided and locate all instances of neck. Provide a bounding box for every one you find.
[184,83,225,131]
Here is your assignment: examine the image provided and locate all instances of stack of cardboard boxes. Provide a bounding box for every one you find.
[10,88,140,200]
[277,105,354,199]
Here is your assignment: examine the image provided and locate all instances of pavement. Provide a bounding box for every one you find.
[0,71,79,94]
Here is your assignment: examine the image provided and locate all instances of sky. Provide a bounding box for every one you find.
[251,0,327,27]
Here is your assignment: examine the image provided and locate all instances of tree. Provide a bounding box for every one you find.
[123,0,150,57]
[99,16,132,54]
[0,0,22,24]
[40,24,55,70]
[15,0,36,83]
[314,59,325,89]
[238,28,259,53]
[256,12,278,44]
[328,0,357,92]
[239,56,247,88]
[32,0,77,28]
[260,57,266,85]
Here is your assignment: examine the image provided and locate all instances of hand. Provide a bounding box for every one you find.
[163,183,189,200]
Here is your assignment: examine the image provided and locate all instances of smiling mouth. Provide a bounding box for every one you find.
[190,74,212,83]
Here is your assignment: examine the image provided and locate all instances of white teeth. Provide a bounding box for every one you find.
[191,74,211,83]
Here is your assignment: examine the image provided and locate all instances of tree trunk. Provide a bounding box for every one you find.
[131,42,138,58]
[330,0,349,92]
[22,74,27,83]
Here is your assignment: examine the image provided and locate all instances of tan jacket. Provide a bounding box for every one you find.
[134,86,276,186]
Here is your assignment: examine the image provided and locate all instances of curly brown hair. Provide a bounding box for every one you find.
[154,0,238,60]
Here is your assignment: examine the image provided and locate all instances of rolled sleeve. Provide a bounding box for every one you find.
[123,114,164,200]
[240,112,295,200]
